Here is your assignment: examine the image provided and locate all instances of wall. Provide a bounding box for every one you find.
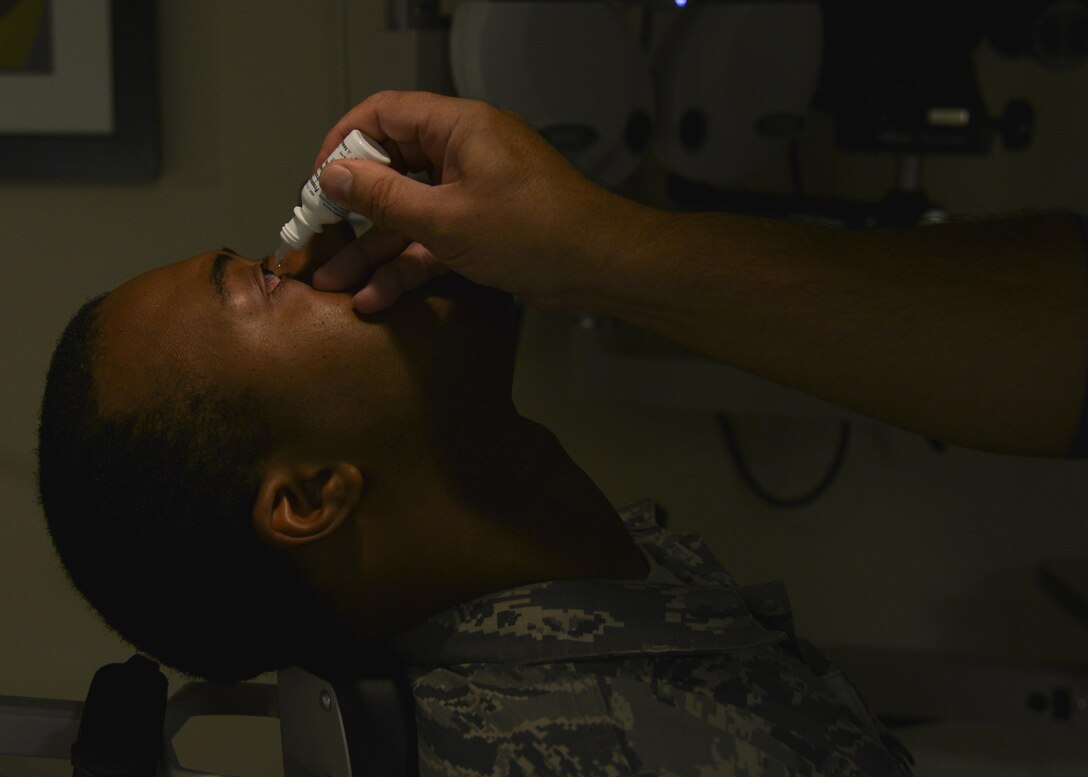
[516,37,1088,664]
[0,2,366,774]
[511,23,1088,774]
[1,2,1086,775]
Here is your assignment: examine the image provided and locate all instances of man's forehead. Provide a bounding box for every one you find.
[93,256,220,416]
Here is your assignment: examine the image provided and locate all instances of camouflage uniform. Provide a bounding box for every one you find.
[391,500,913,776]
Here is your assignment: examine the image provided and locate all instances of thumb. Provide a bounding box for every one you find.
[321,160,439,241]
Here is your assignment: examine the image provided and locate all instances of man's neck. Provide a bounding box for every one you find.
[449,415,649,581]
[348,414,649,637]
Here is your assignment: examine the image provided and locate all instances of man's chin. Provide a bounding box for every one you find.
[417,272,478,297]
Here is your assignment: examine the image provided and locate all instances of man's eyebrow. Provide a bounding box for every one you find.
[210,252,234,302]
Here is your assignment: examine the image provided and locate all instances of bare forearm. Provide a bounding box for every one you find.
[316,93,1085,455]
[589,206,1088,456]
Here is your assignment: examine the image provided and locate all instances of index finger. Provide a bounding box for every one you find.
[312,90,490,175]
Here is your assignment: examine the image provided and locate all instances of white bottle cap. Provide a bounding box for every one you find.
[344,130,392,165]
[279,206,315,250]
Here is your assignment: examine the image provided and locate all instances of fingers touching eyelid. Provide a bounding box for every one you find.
[352,250,445,314]
[312,234,393,289]
[314,245,372,291]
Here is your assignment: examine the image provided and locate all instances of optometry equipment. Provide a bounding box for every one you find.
[385,0,1086,228]
[2,658,417,777]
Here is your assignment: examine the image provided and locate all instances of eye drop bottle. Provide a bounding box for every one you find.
[273,129,392,269]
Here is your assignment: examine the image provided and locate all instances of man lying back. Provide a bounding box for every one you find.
[38,233,912,775]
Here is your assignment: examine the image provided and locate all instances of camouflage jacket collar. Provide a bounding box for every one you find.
[390,500,784,667]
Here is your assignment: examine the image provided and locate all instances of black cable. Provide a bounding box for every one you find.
[789,137,804,198]
[716,414,851,509]
[639,3,655,51]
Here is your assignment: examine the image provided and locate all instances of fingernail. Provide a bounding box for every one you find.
[322,165,352,203]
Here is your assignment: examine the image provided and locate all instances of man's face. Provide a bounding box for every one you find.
[93,235,515,462]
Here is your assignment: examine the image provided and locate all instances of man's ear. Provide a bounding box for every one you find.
[252,461,363,548]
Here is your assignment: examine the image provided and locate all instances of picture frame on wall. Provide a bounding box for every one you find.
[0,0,158,180]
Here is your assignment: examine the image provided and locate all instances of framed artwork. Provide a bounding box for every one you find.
[0,0,158,180]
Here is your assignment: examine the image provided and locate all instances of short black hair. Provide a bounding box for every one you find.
[38,294,360,682]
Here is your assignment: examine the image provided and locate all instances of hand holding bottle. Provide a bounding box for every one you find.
[306,94,1088,459]
[311,91,648,313]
